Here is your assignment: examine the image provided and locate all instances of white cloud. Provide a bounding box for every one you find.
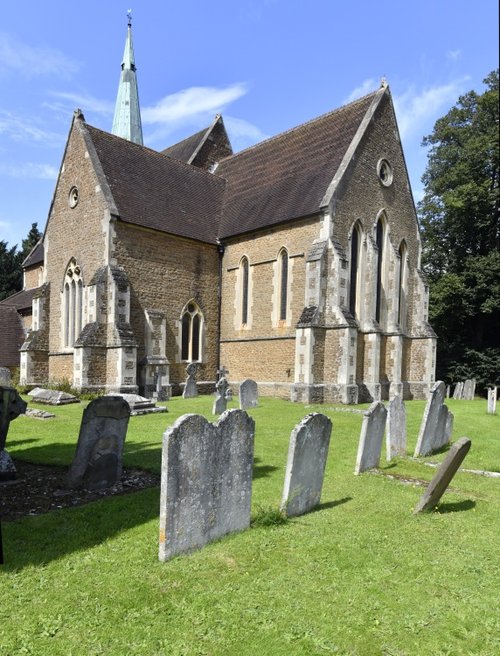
[0,161,59,180]
[344,79,379,104]
[45,91,114,116]
[0,110,64,144]
[224,115,269,151]
[447,49,461,62]
[0,31,79,79]
[393,78,469,140]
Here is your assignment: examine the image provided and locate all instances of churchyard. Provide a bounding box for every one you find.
[1,393,499,655]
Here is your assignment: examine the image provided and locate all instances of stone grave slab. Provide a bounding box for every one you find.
[183,363,198,399]
[280,413,332,517]
[213,376,229,415]
[28,387,80,406]
[487,386,497,414]
[354,401,387,474]
[239,379,258,410]
[112,393,167,416]
[67,396,130,490]
[386,395,407,461]
[159,409,255,561]
[413,437,472,513]
[414,381,448,457]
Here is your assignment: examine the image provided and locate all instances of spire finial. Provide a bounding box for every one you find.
[127,9,132,27]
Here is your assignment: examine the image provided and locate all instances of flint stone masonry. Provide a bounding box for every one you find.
[159,409,255,561]
[280,413,332,517]
[386,395,407,461]
[239,379,258,410]
[28,387,80,406]
[414,381,450,457]
[0,387,27,481]
[67,396,130,490]
[413,437,472,513]
[354,401,387,474]
[183,363,198,399]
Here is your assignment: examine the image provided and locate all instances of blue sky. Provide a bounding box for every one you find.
[1,0,498,250]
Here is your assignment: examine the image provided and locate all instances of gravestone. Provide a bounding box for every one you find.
[453,382,463,400]
[213,376,229,415]
[354,401,387,474]
[386,395,407,461]
[0,368,12,386]
[182,363,198,399]
[111,392,167,416]
[487,387,497,414]
[67,396,130,490]
[28,387,80,405]
[159,409,255,561]
[414,381,450,457]
[239,379,258,410]
[0,387,27,481]
[413,437,472,513]
[280,413,332,517]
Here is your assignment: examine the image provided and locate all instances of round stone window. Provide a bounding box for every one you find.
[69,186,79,208]
[377,159,393,187]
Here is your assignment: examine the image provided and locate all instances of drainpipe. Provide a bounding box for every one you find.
[216,238,225,378]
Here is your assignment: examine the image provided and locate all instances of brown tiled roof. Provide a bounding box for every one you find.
[161,116,232,170]
[86,126,226,244]
[161,127,208,163]
[216,92,376,238]
[0,306,25,367]
[0,287,40,312]
[22,241,44,268]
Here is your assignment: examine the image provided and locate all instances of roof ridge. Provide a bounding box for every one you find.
[218,89,378,165]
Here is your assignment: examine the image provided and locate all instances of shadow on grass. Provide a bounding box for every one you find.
[2,486,160,571]
[5,438,39,447]
[310,497,353,514]
[437,499,476,514]
[253,457,278,479]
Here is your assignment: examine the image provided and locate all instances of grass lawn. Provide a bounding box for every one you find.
[1,395,499,655]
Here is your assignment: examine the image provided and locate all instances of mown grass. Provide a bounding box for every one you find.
[1,395,499,655]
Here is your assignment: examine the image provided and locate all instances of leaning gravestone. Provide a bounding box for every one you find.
[386,395,407,461]
[67,396,130,490]
[413,437,472,513]
[354,401,387,474]
[280,413,332,517]
[414,381,449,457]
[182,363,198,399]
[239,378,258,410]
[213,376,229,415]
[0,387,27,481]
[159,409,255,561]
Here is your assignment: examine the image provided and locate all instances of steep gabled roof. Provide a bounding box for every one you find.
[22,240,44,268]
[162,115,233,170]
[85,125,226,244]
[216,91,377,238]
[0,287,41,312]
[0,306,25,367]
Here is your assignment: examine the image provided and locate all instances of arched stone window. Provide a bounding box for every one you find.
[180,301,203,362]
[375,215,387,324]
[279,249,289,321]
[398,240,408,331]
[62,259,83,348]
[241,256,249,325]
[349,222,362,319]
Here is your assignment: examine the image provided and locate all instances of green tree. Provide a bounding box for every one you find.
[21,222,42,259]
[0,240,23,301]
[419,70,500,389]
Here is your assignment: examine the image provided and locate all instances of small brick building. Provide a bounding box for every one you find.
[17,24,436,403]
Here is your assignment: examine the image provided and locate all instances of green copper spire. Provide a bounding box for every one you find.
[112,11,143,145]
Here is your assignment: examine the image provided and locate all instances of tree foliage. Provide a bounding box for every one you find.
[0,222,42,302]
[419,71,500,389]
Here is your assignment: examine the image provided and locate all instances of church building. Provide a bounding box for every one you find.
[18,19,436,403]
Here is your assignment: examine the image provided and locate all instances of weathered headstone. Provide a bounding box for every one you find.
[280,413,332,517]
[28,387,80,405]
[386,395,407,461]
[182,363,198,399]
[159,409,255,561]
[487,386,497,414]
[414,381,450,457]
[453,382,463,400]
[0,387,27,481]
[239,378,258,410]
[0,368,12,387]
[354,401,387,474]
[213,376,229,415]
[111,392,167,416]
[413,437,472,513]
[67,396,130,490]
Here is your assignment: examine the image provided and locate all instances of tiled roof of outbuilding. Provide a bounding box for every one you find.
[86,125,226,244]
[0,306,25,367]
[22,240,44,268]
[0,287,40,312]
[215,92,376,238]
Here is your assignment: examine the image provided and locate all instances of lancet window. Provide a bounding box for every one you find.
[62,259,83,348]
[181,301,203,362]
